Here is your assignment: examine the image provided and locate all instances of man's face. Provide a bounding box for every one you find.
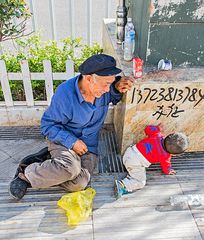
[89,74,116,98]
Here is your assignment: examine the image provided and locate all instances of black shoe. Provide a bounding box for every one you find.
[14,147,51,178]
[8,176,29,200]
[20,147,50,166]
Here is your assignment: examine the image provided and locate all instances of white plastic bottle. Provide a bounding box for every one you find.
[123,18,135,61]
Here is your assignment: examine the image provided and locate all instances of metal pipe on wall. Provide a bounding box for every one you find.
[116,0,127,44]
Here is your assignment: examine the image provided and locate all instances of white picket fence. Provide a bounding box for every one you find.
[0,59,74,107]
[0,59,113,126]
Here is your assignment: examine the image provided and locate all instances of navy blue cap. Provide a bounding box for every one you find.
[79,54,122,76]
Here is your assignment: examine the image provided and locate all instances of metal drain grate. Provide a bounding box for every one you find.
[0,126,42,139]
[0,125,204,173]
[149,151,204,171]
[0,124,124,173]
[97,125,125,173]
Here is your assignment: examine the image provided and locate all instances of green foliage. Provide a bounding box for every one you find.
[0,0,31,42]
[0,34,103,101]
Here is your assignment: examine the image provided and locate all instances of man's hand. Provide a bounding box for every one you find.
[72,139,88,156]
[168,169,176,175]
[115,76,134,93]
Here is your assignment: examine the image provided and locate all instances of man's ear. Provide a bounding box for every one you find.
[85,75,93,83]
[87,75,95,84]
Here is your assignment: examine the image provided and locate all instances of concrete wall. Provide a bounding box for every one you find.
[130,0,204,66]
[103,19,204,154]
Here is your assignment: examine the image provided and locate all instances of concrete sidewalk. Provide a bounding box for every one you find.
[0,135,204,239]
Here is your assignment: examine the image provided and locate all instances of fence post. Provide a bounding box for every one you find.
[43,60,54,105]
[0,60,13,106]
[66,60,74,79]
[21,60,34,106]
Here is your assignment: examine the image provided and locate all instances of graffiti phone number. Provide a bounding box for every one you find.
[131,87,204,107]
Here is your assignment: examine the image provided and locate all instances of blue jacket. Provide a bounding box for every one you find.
[41,74,122,155]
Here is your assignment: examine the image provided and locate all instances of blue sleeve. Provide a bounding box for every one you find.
[41,90,78,149]
[108,76,123,105]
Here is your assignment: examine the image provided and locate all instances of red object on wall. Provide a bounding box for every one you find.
[133,58,143,78]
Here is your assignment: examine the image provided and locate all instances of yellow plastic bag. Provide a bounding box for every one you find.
[57,187,96,226]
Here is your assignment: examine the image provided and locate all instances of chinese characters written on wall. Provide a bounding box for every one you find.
[130,86,204,120]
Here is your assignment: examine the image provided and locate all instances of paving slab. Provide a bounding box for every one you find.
[0,132,203,239]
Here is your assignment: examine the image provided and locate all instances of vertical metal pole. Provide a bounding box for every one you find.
[68,0,72,39]
[49,0,56,40]
[70,0,75,39]
[29,0,36,32]
[105,0,109,18]
[116,0,127,44]
[107,0,112,18]
[87,0,92,46]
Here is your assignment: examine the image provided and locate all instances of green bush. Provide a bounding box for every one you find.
[0,33,103,101]
[0,0,31,42]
